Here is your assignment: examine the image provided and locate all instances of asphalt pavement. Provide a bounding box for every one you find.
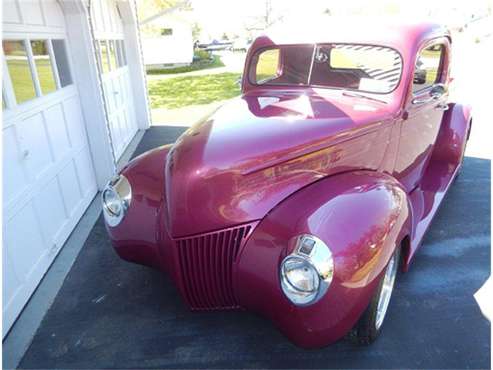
[19,127,490,369]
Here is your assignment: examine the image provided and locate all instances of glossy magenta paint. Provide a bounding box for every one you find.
[165,92,396,237]
[104,22,471,347]
[236,171,410,347]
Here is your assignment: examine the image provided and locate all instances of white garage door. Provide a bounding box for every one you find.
[2,0,98,336]
[91,0,138,160]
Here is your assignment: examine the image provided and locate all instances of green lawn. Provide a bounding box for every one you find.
[147,54,224,75]
[148,72,241,109]
[6,59,56,103]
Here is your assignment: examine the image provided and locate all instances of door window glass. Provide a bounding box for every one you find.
[52,39,73,87]
[2,40,37,103]
[31,40,57,94]
[413,44,444,92]
[255,48,281,84]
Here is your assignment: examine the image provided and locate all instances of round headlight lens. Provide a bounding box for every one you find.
[102,175,132,227]
[280,234,334,306]
[281,256,320,305]
[103,188,122,216]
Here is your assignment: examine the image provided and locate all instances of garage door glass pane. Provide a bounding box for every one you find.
[31,40,57,95]
[116,40,127,67]
[52,39,73,87]
[121,41,127,66]
[2,40,37,104]
[99,40,110,73]
[109,41,117,70]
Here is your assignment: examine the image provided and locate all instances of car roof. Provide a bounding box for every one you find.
[258,18,450,52]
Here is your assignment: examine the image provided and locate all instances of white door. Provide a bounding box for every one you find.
[91,0,138,160]
[2,0,98,336]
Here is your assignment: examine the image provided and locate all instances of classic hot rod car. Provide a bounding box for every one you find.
[102,22,471,347]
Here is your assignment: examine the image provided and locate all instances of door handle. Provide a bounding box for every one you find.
[435,103,449,111]
[412,94,440,105]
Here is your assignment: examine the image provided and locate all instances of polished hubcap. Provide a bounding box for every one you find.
[375,252,398,330]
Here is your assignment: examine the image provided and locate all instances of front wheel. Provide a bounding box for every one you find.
[350,247,400,345]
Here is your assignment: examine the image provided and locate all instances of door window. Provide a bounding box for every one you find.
[254,48,281,84]
[413,44,444,92]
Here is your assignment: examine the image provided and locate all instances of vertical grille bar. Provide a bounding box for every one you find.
[176,224,254,309]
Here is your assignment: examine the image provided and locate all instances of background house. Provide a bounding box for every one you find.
[2,0,150,337]
[140,12,194,69]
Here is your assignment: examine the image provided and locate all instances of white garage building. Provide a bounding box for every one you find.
[2,0,150,336]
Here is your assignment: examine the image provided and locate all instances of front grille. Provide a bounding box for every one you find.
[176,224,254,309]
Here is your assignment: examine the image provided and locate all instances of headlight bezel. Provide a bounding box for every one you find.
[280,234,334,306]
[102,174,132,227]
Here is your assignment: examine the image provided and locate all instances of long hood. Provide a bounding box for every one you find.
[165,91,396,237]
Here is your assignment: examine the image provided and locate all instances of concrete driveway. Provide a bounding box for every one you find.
[17,126,490,369]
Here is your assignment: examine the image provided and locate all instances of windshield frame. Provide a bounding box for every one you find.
[248,42,404,95]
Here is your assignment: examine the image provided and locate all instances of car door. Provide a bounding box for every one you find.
[394,39,450,192]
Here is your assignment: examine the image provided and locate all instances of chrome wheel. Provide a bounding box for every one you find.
[375,252,398,330]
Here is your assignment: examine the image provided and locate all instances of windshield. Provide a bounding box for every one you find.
[249,43,402,94]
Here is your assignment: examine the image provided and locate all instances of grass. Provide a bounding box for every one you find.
[147,54,224,75]
[6,59,56,103]
[148,72,241,109]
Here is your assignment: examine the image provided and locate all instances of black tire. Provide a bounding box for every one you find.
[350,247,400,345]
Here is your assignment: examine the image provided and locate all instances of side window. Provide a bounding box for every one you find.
[255,48,280,84]
[161,28,173,36]
[413,44,444,92]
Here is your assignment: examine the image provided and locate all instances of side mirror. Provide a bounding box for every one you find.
[430,83,447,99]
[235,75,243,86]
[413,68,427,85]
[412,83,447,105]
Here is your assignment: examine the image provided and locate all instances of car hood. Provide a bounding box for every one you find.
[165,90,397,237]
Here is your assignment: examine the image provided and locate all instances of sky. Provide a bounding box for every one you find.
[189,0,491,39]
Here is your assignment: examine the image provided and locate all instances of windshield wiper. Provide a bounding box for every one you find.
[342,91,388,104]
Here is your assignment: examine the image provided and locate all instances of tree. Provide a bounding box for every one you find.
[192,22,202,41]
[136,0,191,24]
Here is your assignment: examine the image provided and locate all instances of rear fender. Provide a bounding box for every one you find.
[236,170,411,348]
[432,103,472,165]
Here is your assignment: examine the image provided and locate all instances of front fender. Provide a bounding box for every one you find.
[106,145,172,271]
[235,171,410,348]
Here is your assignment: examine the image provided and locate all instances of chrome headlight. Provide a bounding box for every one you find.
[280,234,334,306]
[102,175,131,227]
